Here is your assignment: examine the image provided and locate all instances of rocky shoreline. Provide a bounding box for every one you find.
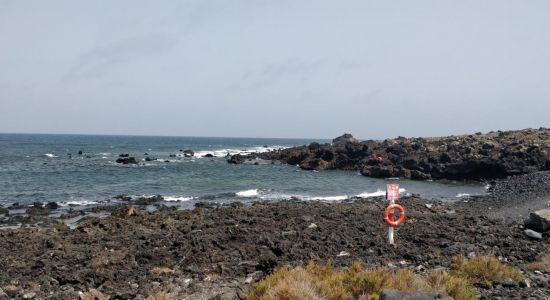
[229,128,550,181]
[0,172,549,299]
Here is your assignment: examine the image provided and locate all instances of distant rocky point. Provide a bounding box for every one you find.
[228,128,550,180]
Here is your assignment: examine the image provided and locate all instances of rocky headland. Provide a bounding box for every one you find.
[229,128,550,180]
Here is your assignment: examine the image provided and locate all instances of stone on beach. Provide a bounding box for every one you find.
[525,209,550,232]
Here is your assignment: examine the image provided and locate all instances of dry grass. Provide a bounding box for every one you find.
[528,252,550,272]
[150,267,176,276]
[450,254,524,287]
[245,261,476,300]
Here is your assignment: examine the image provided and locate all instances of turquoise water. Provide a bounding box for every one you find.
[0,133,487,209]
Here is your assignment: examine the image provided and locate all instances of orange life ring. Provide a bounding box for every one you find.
[384,204,405,227]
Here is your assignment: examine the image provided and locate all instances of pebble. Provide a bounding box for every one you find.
[307,223,318,229]
[337,251,350,257]
[22,292,36,299]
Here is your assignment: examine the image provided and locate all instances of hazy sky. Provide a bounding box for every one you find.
[1,1,549,139]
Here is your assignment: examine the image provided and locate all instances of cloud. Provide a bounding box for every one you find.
[65,34,176,79]
[240,57,364,89]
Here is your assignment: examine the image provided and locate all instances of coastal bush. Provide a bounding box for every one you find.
[244,261,476,300]
[450,254,524,287]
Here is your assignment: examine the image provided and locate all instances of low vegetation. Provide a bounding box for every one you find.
[245,254,524,300]
[451,254,524,287]
[149,267,176,276]
[528,251,550,272]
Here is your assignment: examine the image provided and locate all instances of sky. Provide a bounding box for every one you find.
[0,0,549,139]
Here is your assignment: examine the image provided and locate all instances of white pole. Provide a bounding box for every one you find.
[388,198,395,245]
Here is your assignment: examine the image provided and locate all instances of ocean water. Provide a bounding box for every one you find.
[0,133,487,209]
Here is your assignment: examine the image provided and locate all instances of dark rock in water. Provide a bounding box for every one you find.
[524,209,550,232]
[45,202,59,210]
[116,157,137,164]
[203,153,214,158]
[524,229,542,240]
[183,149,194,157]
[379,289,452,300]
[263,145,268,148]
[134,195,164,205]
[144,153,149,156]
[119,154,130,158]
[227,154,245,164]
[0,207,8,215]
[32,202,43,208]
[78,150,83,155]
[145,157,155,162]
[169,154,176,158]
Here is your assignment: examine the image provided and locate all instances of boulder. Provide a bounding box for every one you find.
[119,154,129,157]
[379,289,452,300]
[116,157,137,164]
[45,202,59,210]
[332,133,358,145]
[183,149,194,157]
[203,153,214,158]
[525,209,550,232]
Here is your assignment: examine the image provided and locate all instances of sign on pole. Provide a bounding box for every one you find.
[386,184,400,201]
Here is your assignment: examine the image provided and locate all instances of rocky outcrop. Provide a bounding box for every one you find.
[228,128,550,180]
[116,157,138,164]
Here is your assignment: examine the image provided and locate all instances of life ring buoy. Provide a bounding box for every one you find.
[384,204,405,227]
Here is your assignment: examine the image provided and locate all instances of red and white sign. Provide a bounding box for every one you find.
[386,184,400,201]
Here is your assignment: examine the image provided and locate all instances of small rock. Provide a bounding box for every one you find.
[307,223,318,229]
[425,204,433,209]
[79,289,108,300]
[524,229,542,240]
[130,283,139,289]
[467,252,476,259]
[501,278,517,287]
[22,292,36,299]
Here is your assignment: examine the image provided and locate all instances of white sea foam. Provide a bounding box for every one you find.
[59,200,100,206]
[164,196,194,202]
[356,188,406,198]
[190,145,288,159]
[45,153,58,158]
[456,193,471,198]
[236,189,259,197]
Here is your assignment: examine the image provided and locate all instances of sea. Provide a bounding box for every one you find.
[0,133,488,210]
